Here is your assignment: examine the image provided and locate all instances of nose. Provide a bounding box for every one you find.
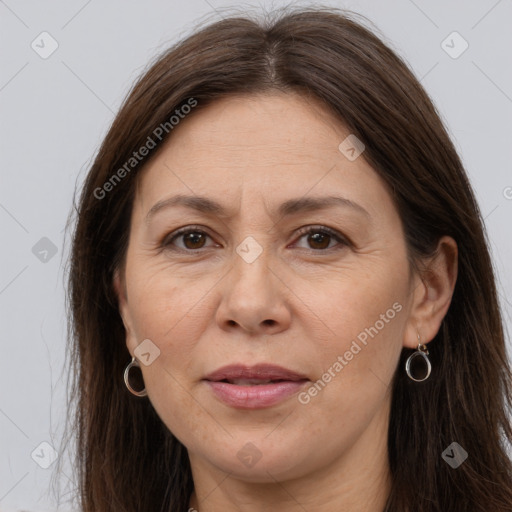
[215,248,292,336]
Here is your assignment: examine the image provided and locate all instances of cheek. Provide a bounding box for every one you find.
[126,259,217,344]
[309,259,406,347]
[302,267,407,410]
[290,294,404,462]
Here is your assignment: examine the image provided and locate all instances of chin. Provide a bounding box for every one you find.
[200,440,317,482]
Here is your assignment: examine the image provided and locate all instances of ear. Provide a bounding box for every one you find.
[404,235,458,348]
[113,268,138,355]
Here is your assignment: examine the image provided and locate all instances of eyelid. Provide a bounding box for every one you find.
[161,224,350,252]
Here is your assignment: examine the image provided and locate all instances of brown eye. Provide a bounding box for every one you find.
[181,231,207,250]
[293,226,348,251]
[306,231,331,250]
[163,227,215,251]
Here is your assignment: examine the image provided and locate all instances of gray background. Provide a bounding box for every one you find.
[1,0,511,510]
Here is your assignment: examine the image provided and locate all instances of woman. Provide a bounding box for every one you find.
[62,6,512,511]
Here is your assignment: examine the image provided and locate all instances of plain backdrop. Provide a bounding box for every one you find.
[1,0,511,510]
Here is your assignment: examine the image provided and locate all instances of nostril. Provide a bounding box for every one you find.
[263,319,276,326]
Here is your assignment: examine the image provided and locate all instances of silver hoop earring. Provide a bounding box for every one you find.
[124,356,147,397]
[405,334,431,382]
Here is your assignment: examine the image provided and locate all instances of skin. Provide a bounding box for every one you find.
[114,92,458,512]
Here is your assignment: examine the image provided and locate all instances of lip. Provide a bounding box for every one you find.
[204,363,308,382]
[203,364,309,409]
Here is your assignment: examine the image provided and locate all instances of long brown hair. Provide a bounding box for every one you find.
[60,6,512,511]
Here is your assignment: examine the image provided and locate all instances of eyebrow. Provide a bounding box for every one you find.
[145,194,370,224]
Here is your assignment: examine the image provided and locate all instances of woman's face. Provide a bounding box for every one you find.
[115,92,423,483]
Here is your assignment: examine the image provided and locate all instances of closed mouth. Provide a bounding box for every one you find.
[204,363,309,384]
[218,378,306,385]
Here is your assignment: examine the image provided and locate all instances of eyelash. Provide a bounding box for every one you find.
[161,224,350,253]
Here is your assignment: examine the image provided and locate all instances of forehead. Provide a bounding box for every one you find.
[133,92,392,219]
[172,92,348,160]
